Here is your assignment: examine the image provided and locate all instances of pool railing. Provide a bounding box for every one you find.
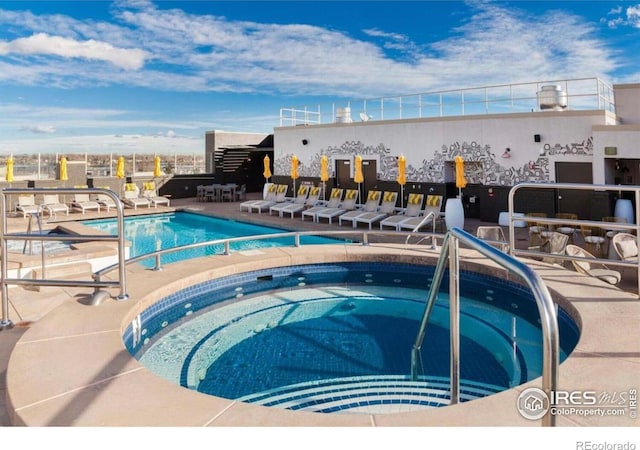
[411,226,559,427]
[0,187,130,331]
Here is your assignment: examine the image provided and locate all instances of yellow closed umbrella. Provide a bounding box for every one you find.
[354,155,364,203]
[263,155,272,181]
[59,156,68,182]
[454,155,467,197]
[290,155,299,198]
[116,156,125,179]
[320,155,329,201]
[397,154,406,208]
[5,156,14,183]
[153,155,162,178]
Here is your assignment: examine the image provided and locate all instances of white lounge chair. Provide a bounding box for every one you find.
[270,185,310,216]
[315,189,359,224]
[122,183,151,209]
[240,183,277,212]
[94,187,118,212]
[71,193,101,214]
[566,244,621,285]
[353,191,398,230]
[278,186,321,219]
[141,181,170,207]
[380,193,425,231]
[248,184,288,214]
[338,190,381,227]
[397,195,443,232]
[15,195,41,218]
[40,194,69,218]
[302,188,343,222]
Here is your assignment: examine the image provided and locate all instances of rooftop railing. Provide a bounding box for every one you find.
[279,77,615,127]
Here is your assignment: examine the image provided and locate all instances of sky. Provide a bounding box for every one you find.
[1,0,640,156]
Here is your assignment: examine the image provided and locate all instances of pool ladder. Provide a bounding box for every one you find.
[410,227,560,426]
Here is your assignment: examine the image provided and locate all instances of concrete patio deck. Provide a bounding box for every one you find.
[1,194,638,427]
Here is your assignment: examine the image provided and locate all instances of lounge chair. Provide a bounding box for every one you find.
[380,193,425,231]
[240,183,277,212]
[269,185,309,216]
[398,195,444,233]
[93,187,118,212]
[278,186,321,219]
[122,183,151,209]
[141,181,170,207]
[302,188,343,222]
[314,189,359,224]
[338,190,381,227]
[566,244,621,285]
[611,233,638,266]
[15,195,41,218]
[248,184,288,213]
[71,193,101,214]
[353,191,399,230]
[40,194,69,218]
[476,225,509,252]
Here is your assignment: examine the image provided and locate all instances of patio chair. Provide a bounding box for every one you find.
[40,194,69,218]
[269,185,309,216]
[248,184,288,213]
[15,195,41,218]
[234,184,247,201]
[240,182,277,212]
[566,245,621,286]
[527,212,549,247]
[580,224,607,258]
[315,189,359,224]
[528,231,569,266]
[302,188,343,222]
[338,190,381,227]
[397,194,444,233]
[353,191,399,230]
[278,186,321,219]
[555,212,578,244]
[380,194,427,231]
[141,181,171,207]
[122,183,151,209]
[71,193,101,214]
[476,225,509,252]
[611,232,638,263]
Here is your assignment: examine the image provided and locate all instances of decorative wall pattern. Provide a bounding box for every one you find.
[274,137,593,186]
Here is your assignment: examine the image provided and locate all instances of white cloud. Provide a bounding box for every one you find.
[0,33,147,70]
[0,2,624,97]
[627,5,640,27]
[20,124,56,134]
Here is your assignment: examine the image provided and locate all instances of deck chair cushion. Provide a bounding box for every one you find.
[367,191,380,201]
[408,193,422,205]
[426,195,441,206]
[617,239,638,259]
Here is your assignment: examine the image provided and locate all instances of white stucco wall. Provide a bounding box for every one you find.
[274,110,611,186]
[613,83,640,125]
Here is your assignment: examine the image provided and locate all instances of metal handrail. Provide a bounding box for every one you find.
[410,227,560,427]
[507,182,640,295]
[0,188,129,331]
[404,211,438,248]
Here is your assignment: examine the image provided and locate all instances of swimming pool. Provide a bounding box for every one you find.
[83,211,337,267]
[126,262,580,414]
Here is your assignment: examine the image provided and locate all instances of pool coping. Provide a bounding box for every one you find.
[6,244,640,426]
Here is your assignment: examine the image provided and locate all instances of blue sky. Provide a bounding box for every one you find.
[1,0,639,155]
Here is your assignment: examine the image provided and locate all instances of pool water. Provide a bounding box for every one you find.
[126,262,580,413]
[83,211,337,267]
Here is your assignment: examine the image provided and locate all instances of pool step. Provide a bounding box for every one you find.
[237,375,503,414]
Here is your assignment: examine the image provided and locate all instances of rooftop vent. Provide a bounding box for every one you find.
[537,85,568,111]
